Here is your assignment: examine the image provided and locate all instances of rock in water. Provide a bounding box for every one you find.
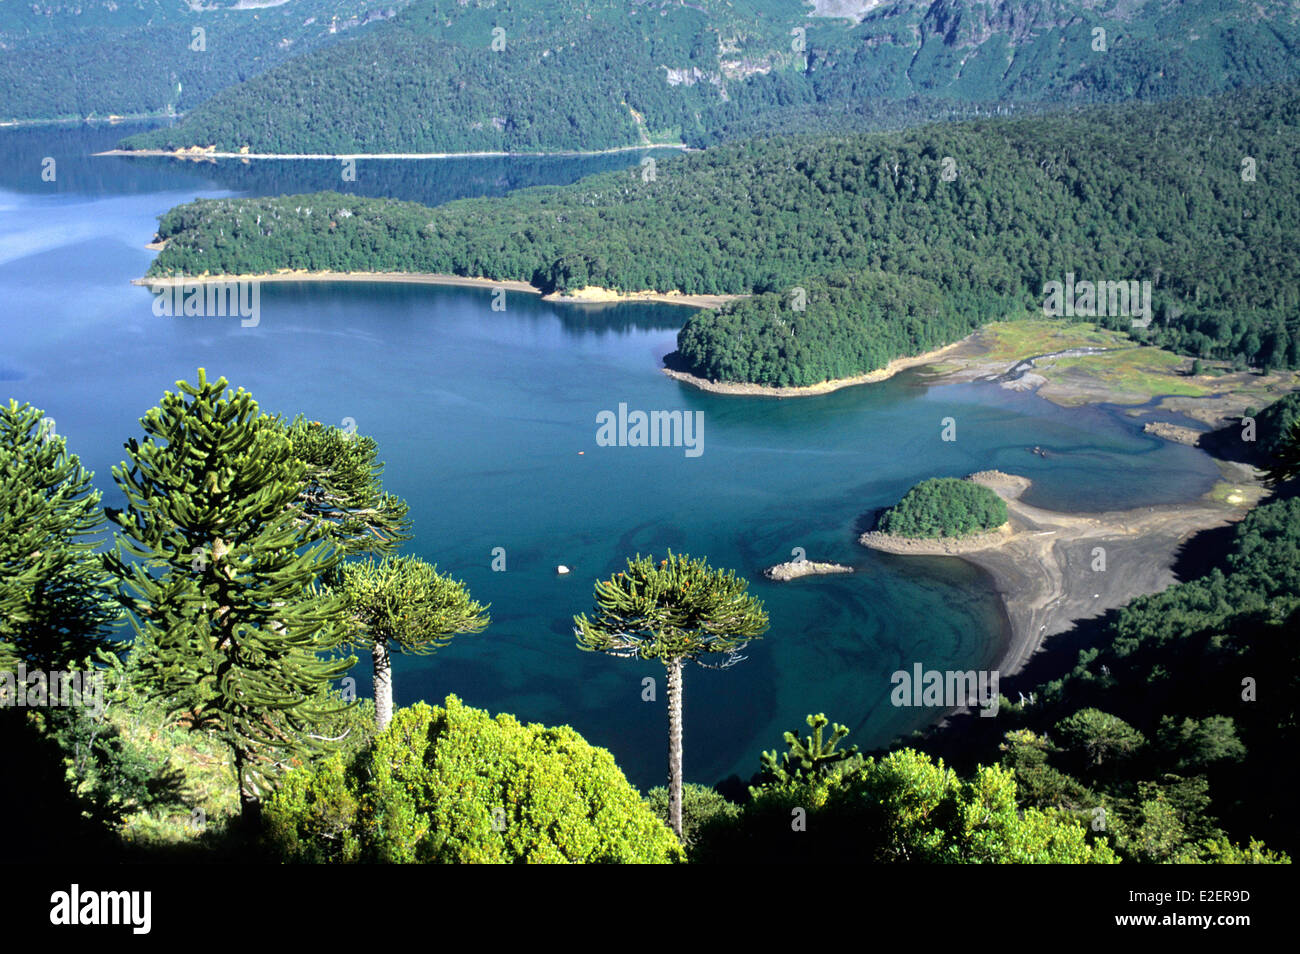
[763,560,853,582]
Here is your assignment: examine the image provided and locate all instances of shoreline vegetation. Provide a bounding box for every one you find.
[662,339,970,397]
[665,316,1300,432]
[99,144,689,161]
[133,271,738,309]
[671,319,1300,416]
[135,89,1300,392]
[861,468,1268,678]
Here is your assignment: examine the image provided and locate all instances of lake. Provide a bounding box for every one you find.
[0,123,1222,790]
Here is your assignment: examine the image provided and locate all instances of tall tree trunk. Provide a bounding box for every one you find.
[219,548,265,832]
[373,639,393,732]
[233,748,262,831]
[666,656,684,840]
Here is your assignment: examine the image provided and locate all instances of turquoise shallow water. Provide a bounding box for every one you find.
[0,125,1222,790]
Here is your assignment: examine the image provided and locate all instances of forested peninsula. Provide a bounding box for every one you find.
[145,86,1300,387]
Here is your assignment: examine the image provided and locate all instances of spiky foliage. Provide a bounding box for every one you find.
[326,556,489,730]
[0,400,120,672]
[573,550,768,839]
[573,551,768,665]
[283,415,411,557]
[760,713,860,786]
[105,370,354,823]
[1263,418,1300,486]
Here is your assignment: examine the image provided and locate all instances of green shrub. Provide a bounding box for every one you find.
[695,748,1118,864]
[264,696,684,863]
[644,783,740,849]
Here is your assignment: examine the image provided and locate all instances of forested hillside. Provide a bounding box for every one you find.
[148,85,1300,386]
[0,0,407,123]
[117,0,1300,153]
[908,488,1300,863]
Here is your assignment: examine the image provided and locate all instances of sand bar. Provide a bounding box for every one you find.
[860,469,1266,677]
[131,271,739,308]
[662,338,971,397]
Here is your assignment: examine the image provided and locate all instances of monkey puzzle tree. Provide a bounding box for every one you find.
[760,713,860,786]
[282,416,411,558]
[327,556,489,731]
[573,551,768,839]
[105,370,354,826]
[1054,709,1146,772]
[1264,417,1300,485]
[0,400,120,673]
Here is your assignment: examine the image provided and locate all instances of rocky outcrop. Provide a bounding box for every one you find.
[763,560,854,581]
[1143,421,1203,446]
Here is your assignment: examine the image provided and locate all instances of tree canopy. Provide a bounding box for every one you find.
[105,370,354,822]
[877,478,1009,539]
[263,696,685,863]
[0,400,119,672]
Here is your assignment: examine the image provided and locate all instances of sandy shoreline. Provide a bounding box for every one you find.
[860,469,1266,678]
[99,144,688,160]
[662,338,971,397]
[132,271,735,308]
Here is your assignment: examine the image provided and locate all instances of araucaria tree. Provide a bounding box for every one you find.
[1264,416,1300,485]
[106,371,354,825]
[573,551,769,838]
[0,400,119,672]
[282,415,411,557]
[328,556,489,731]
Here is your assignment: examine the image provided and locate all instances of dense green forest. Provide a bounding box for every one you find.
[1020,495,1300,858]
[115,0,1300,154]
[0,1,405,123]
[149,85,1300,385]
[1250,393,1300,463]
[876,478,1009,538]
[5,374,1297,863]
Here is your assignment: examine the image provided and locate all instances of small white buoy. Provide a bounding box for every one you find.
[556,565,571,575]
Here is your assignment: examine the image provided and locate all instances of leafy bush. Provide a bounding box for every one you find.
[695,746,1118,864]
[264,696,684,863]
[644,783,739,849]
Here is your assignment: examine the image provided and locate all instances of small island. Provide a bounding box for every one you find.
[858,469,1264,677]
[763,560,854,582]
[873,476,1010,540]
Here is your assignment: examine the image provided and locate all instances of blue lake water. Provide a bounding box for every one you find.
[0,124,1222,790]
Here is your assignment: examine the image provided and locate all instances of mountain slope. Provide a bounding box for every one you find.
[118,0,1300,153]
[0,0,411,123]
